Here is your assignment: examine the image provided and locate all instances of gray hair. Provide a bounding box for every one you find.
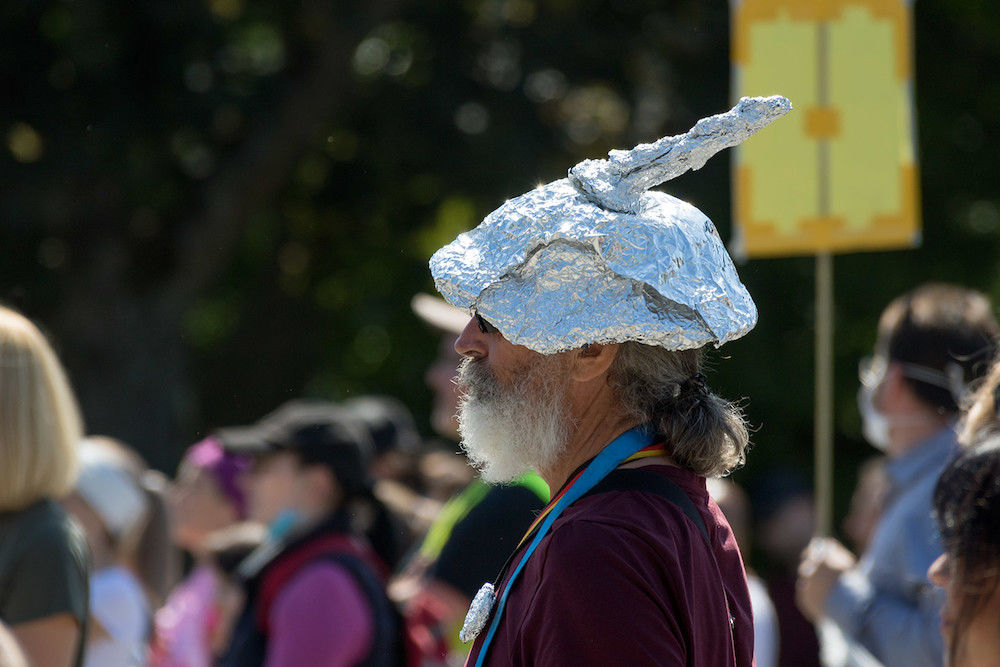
[607,342,750,477]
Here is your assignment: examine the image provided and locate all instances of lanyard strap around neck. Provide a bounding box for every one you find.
[473,425,655,666]
[515,442,664,552]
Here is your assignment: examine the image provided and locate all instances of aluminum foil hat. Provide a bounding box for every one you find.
[430,95,792,354]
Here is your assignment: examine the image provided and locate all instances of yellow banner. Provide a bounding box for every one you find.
[731,0,920,258]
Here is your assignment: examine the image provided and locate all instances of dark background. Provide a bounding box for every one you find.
[2,0,998,532]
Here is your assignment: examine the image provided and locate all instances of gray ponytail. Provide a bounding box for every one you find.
[607,342,750,477]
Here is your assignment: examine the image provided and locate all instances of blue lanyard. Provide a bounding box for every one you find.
[473,425,655,666]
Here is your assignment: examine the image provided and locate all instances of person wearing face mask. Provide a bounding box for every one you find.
[216,401,406,667]
[797,283,999,667]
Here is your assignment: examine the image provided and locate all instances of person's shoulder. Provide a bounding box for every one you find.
[895,476,944,551]
[547,512,652,548]
[5,499,68,533]
[888,464,942,531]
[286,555,358,582]
[7,501,87,566]
[269,559,375,633]
[517,517,694,635]
[279,559,370,607]
[0,501,90,625]
[539,476,721,574]
[542,507,689,573]
[558,478,709,543]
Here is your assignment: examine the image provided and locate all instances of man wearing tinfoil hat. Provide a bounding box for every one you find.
[428,96,791,666]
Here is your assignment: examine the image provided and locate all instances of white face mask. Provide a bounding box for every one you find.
[857,355,962,452]
[857,383,891,451]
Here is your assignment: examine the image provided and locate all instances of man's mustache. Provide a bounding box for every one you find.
[458,358,500,400]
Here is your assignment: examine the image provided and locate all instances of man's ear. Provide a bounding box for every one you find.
[569,343,619,383]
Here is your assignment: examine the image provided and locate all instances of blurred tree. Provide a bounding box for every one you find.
[1,0,403,467]
[1,0,998,538]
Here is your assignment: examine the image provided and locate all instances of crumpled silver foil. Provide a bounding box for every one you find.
[460,582,496,643]
[570,96,792,214]
[430,96,791,354]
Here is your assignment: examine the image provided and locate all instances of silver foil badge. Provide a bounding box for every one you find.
[460,582,496,643]
[430,96,791,354]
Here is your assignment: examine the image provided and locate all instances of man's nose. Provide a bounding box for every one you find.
[455,317,486,359]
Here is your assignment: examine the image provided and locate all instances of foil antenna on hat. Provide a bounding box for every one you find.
[568,95,792,214]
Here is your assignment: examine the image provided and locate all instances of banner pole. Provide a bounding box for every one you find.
[814,251,834,536]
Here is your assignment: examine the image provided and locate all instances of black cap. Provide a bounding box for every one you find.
[343,395,421,456]
[220,399,375,498]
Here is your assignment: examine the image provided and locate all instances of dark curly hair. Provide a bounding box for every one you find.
[932,435,1000,663]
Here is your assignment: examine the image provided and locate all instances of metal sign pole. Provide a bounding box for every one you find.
[813,18,835,538]
[814,251,834,536]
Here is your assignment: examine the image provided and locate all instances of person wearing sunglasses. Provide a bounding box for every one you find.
[797,283,998,667]
[427,97,793,666]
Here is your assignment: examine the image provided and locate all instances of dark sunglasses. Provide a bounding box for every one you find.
[475,312,499,334]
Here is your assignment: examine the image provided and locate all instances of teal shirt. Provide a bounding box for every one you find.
[0,499,90,667]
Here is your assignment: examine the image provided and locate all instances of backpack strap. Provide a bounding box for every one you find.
[585,467,709,541]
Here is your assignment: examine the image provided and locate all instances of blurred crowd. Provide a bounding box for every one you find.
[1,281,999,667]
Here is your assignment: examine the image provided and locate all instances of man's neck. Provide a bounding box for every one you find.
[539,384,640,491]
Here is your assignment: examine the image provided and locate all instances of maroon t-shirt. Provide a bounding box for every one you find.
[465,464,754,666]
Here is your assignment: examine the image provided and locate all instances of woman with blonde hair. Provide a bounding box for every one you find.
[0,305,89,666]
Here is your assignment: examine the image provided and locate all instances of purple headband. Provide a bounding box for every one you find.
[184,436,251,519]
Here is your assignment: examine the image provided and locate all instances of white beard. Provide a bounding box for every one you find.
[457,355,571,483]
